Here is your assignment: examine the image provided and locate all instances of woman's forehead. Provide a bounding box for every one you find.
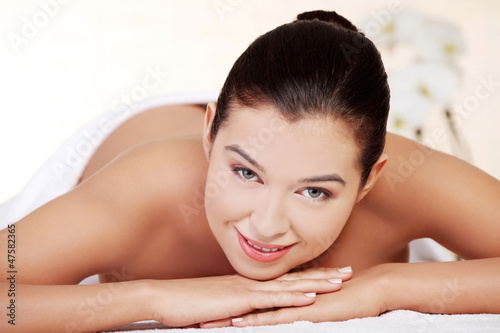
[216,106,361,173]
[221,105,357,146]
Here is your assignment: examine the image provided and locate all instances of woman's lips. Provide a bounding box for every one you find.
[236,229,293,263]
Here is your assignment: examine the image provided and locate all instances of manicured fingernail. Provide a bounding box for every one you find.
[304,292,316,298]
[232,318,244,324]
[338,266,352,273]
[328,278,342,284]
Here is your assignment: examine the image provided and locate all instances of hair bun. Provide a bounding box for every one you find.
[296,10,358,32]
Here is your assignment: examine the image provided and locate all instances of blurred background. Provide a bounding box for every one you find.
[0,0,499,203]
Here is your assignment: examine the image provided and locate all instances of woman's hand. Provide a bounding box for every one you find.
[149,267,353,328]
[201,265,385,328]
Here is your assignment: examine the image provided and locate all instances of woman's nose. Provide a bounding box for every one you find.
[249,190,290,239]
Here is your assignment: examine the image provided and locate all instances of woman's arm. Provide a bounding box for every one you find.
[0,269,352,332]
[0,280,152,333]
[221,257,500,328]
[384,258,500,314]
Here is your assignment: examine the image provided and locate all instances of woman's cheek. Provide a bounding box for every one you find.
[292,201,351,254]
[205,175,252,226]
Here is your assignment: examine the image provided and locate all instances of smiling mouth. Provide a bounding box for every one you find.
[236,229,294,263]
[246,239,286,252]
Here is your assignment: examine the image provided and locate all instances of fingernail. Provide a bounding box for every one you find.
[304,292,316,298]
[328,278,342,284]
[232,318,244,324]
[338,266,352,273]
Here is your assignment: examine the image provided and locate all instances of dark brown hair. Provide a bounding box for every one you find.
[211,10,390,187]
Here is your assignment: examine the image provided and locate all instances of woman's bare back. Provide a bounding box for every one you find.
[79,104,207,184]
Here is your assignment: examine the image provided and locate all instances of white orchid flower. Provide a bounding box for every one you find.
[412,19,465,63]
[388,86,431,131]
[388,62,460,130]
[362,10,426,48]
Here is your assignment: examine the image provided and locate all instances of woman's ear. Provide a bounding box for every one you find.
[356,153,388,203]
[203,102,217,161]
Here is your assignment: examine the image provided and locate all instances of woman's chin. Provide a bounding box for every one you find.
[231,261,292,281]
[239,270,282,281]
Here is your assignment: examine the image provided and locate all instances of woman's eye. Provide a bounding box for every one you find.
[301,188,331,201]
[233,167,259,182]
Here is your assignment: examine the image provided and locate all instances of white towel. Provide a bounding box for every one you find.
[0,92,218,229]
[104,310,500,332]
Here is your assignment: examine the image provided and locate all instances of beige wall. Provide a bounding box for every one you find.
[0,0,499,202]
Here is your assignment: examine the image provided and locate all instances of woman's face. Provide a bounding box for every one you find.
[203,103,362,280]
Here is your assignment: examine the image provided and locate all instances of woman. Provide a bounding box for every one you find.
[1,10,499,332]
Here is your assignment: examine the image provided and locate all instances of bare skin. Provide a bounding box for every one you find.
[1,103,499,332]
[80,104,408,283]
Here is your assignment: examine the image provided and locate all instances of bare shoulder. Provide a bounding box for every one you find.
[6,137,208,284]
[367,132,500,258]
[87,136,209,268]
[82,136,208,226]
[379,132,498,200]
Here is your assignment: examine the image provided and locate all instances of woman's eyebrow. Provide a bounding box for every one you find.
[225,144,346,186]
[299,174,346,186]
[225,144,265,172]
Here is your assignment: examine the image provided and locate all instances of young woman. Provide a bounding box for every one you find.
[1,10,499,332]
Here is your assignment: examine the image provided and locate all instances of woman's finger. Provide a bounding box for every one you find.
[246,290,317,310]
[258,277,343,294]
[231,307,299,328]
[276,266,353,281]
[199,318,233,329]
